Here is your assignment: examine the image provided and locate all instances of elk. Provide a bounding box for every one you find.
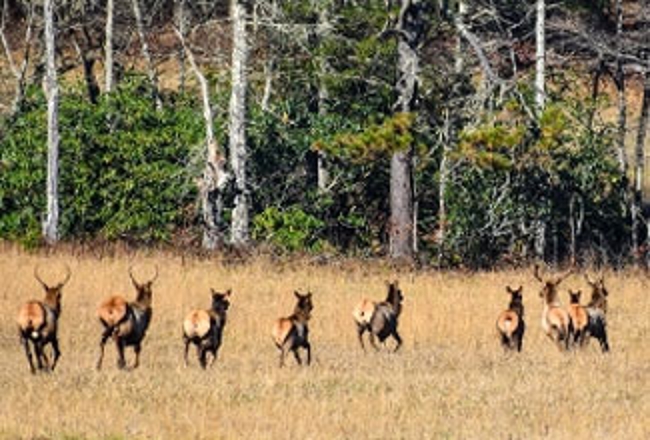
[495,285,525,352]
[17,265,71,374]
[567,289,589,347]
[271,291,313,367]
[96,266,158,370]
[183,289,232,369]
[534,265,574,351]
[352,280,404,352]
[583,273,610,353]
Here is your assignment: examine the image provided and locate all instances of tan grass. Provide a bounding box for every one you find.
[0,248,649,439]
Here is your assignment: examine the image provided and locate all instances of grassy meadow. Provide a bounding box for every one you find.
[0,247,649,439]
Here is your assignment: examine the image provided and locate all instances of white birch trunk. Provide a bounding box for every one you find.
[534,0,545,113]
[229,0,250,246]
[132,0,162,110]
[316,4,330,193]
[105,0,114,92]
[174,28,228,249]
[43,0,59,244]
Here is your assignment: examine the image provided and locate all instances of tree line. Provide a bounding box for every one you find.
[0,0,649,268]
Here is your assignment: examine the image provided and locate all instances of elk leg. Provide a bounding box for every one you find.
[183,338,191,367]
[278,347,286,368]
[50,337,61,371]
[292,348,302,366]
[357,324,367,352]
[208,348,218,368]
[368,332,380,351]
[599,331,610,353]
[133,344,142,369]
[96,328,112,370]
[392,330,402,352]
[199,347,208,369]
[115,339,126,370]
[21,336,36,374]
[305,341,311,366]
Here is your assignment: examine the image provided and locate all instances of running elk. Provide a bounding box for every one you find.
[534,265,574,351]
[495,286,525,352]
[352,280,404,352]
[17,266,71,374]
[183,289,232,369]
[271,291,313,367]
[583,273,610,353]
[96,266,158,370]
[567,289,589,347]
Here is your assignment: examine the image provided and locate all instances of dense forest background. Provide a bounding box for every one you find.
[0,0,648,268]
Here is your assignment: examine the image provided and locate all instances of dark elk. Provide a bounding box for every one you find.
[183,289,232,369]
[352,281,404,352]
[271,291,313,367]
[495,286,525,352]
[96,266,158,370]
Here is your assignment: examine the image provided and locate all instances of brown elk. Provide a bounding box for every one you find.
[583,273,610,353]
[96,266,158,370]
[495,285,525,352]
[534,265,574,351]
[17,266,71,374]
[352,281,404,352]
[567,289,589,347]
[271,291,313,367]
[183,289,232,369]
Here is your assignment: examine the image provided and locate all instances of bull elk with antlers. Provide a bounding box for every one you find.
[17,265,71,374]
[96,266,158,370]
[534,265,574,351]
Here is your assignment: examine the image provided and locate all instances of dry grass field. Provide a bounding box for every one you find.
[0,247,649,439]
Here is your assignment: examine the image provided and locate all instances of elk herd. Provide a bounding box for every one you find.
[16,264,609,374]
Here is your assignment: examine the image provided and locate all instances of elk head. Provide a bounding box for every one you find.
[211,288,232,313]
[584,273,608,311]
[534,264,573,304]
[293,290,313,318]
[129,265,159,306]
[386,280,404,315]
[34,265,71,311]
[568,289,582,304]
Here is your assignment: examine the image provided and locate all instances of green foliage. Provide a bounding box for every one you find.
[252,206,326,252]
[314,113,415,162]
[0,75,203,244]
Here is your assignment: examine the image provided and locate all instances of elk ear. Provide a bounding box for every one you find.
[225,289,232,297]
[294,290,302,299]
[506,286,514,294]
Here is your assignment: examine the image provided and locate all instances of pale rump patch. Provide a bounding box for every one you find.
[496,310,519,337]
[183,309,211,339]
[352,299,376,325]
[547,307,571,332]
[97,295,128,327]
[17,301,45,333]
[271,318,293,346]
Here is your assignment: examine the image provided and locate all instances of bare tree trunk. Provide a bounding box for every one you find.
[615,0,628,175]
[175,0,187,92]
[174,28,228,249]
[534,0,545,113]
[1,0,34,113]
[105,0,114,92]
[132,0,162,110]
[229,0,250,247]
[316,4,330,193]
[43,0,60,244]
[390,0,421,261]
[635,58,650,266]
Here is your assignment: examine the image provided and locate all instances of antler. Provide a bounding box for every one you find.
[149,265,159,284]
[34,265,48,289]
[58,264,72,287]
[584,272,596,285]
[128,265,139,286]
[555,266,574,285]
[533,264,544,283]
